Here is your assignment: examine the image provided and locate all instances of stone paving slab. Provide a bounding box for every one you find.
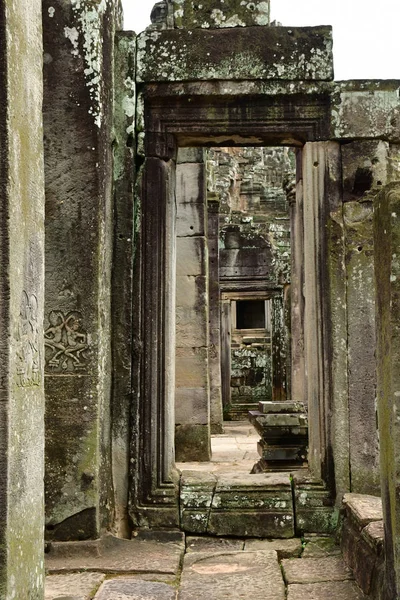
[46,533,185,575]
[287,581,366,599]
[302,536,341,558]
[282,557,354,584]
[244,538,302,558]
[94,578,176,600]
[178,550,285,599]
[45,573,105,600]
[186,536,244,553]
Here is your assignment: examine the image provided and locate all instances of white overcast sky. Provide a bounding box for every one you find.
[122,0,400,81]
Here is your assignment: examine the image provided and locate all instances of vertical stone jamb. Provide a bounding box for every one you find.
[208,193,223,433]
[302,143,326,478]
[290,150,305,403]
[374,182,400,599]
[130,156,179,528]
[0,0,45,595]
[111,31,136,538]
[322,142,350,499]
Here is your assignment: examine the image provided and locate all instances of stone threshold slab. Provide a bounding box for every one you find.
[46,531,185,575]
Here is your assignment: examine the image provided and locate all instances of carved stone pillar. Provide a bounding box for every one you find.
[43,0,120,539]
[0,0,45,594]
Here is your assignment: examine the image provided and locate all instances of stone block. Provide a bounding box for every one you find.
[176,308,209,347]
[282,557,353,584]
[342,494,383,530]
[208,473,294,538]
[175,388,210,426]
[175,424,211,462]
[176,237,208,276]
[244,538,302,559]
[177,201,206,237]
[177,148,205,164]
[180,471,217,533]
[302,537,341,558]
[179,550,285,600]
[186,537,244,553]
[45,573,105,600]
[259,401,306,414]
[94,579,176,600]
[173,0,270,29]
[331,82,400,142]
[137,26,333,83]
[176,162,205,203]
[287,581,366,600]
[176,275,207,308]
[175,347,209,388]
[293,476,337,535]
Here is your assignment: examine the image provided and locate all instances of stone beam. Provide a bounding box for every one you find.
[0,0,45,595]
[137,26,333,83]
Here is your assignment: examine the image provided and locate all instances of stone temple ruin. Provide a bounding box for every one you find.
[2,0,400,597]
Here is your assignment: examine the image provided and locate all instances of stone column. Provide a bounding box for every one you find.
[43,0,120,540]
[0,0,45,595]
[175,149,211,461]
[374,182,400,599]
[302,143,326,478]
[289,152,305,403]
[207,193,223,434]
[342,141,385,495]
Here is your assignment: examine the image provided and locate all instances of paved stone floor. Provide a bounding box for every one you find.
[176,421,260,474]
[46,425,366,598]
[45,533,366,599]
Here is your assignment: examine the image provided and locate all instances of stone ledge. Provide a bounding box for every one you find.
[341,494,384,597]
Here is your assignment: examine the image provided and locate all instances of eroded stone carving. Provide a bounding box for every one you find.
[16,291,41,387]
[45,310,89,373]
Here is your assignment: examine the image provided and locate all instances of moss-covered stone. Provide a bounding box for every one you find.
[137,26,334,83]
[173,0,270,29]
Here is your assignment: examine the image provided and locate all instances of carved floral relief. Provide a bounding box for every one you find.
[45,310,89,373]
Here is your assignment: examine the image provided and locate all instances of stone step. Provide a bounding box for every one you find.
[180,470,294,538]
[259,401,307,414]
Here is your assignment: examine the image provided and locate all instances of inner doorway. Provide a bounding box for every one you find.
[174,145,299,468]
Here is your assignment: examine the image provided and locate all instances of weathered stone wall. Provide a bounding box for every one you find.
[43,0,122,540]
[0,0,45,595]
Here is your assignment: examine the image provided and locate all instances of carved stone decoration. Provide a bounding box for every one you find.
[15,291,41,387]
[44,310,89,373]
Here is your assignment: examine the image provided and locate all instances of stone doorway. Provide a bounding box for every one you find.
[132,94,337,529]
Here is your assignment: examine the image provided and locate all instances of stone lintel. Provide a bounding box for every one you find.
[137,26,333,83]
